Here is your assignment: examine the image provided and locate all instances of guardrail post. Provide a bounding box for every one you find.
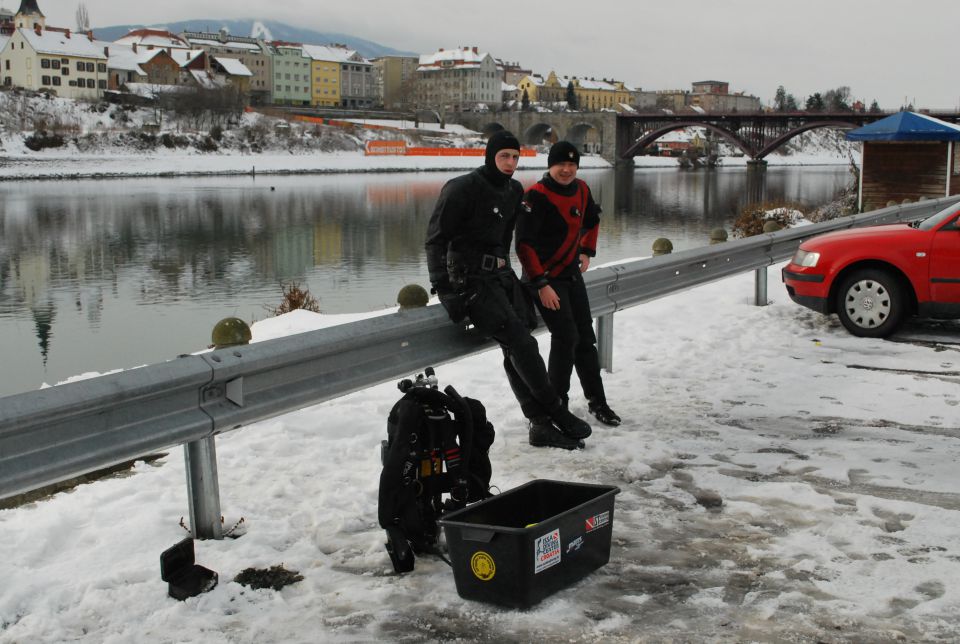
[754,266,768,306]
[596,313,614,372]
[184,437,223,540]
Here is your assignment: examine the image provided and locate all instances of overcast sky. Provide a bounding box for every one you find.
[31,0,960,110]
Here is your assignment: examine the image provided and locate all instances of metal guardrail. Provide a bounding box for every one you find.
[2,195,957,521]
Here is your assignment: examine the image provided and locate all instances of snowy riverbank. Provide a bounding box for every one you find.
[0,149,851,181]
[1,266,958,642]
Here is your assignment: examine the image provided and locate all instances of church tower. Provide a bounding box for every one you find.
[15,0,45,30]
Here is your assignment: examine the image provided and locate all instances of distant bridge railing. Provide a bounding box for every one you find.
[2,196,957,537]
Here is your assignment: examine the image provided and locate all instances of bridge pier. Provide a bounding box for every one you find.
[746,159,768,171]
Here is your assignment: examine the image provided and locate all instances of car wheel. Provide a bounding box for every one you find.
[834,268,906,338]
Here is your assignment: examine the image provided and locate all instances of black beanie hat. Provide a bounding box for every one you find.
[548,141,580,168]
[485,130,521,171]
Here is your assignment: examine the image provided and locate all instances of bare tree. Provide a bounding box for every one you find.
[75,2,90,32]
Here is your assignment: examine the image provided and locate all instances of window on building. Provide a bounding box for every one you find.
[68,80,77,87]
[97,63,106,72]
[41,58,50,69]
[86,78,95,88]
[62,67,68,75]
[76,61,83,71]
[98,79,106,89]
[60,58,68,65]
[41,75,50,85]
[51,60,60,69]
[85,62,94,72]
[51,76,61,86]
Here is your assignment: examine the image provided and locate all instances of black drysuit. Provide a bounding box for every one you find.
[425,165,559,420]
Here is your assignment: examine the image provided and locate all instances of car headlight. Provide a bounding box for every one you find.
[793,249,820,267]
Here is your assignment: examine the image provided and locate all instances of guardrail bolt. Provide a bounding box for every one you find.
[652,237,673,256]
[397,284,429,310]
[212,317,252,349]
[709,228,728,244]
[762,220,782,233]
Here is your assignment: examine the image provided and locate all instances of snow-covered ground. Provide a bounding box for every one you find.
[2,264,959,642]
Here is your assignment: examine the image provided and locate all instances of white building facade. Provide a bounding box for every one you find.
[416,47,499,112]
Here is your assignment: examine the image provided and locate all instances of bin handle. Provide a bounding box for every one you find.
[460,527,495,543]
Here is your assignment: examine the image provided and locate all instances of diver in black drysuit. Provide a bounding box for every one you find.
[424,131,591,449]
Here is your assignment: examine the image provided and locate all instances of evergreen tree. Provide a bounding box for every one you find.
[566,81,578,110]
[823,86,852,111]
[868,100,881,114]
[774,86,787,111]
[774,85,799,111]
[805,93,825,112]
[521,88,530,111]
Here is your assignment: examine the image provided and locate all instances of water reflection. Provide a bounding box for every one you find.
[0,166,848,396]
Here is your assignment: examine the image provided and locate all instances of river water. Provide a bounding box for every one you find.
[0,165,849,397]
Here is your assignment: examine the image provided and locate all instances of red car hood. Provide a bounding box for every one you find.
[799,223,920,250]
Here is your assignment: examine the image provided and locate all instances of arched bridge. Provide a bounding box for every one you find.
[453,111,960,165]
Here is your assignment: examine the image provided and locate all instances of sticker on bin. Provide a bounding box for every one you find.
[470,551,496,581]
[534,529,562,574]
[585,510,610,533]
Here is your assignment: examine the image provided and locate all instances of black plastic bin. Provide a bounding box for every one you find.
[438,479,620,608]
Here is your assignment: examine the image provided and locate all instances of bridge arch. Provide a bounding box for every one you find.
[480,122,506,138]
[755,121,857,158]
[622,122,753,159]
[566,122,602,153]
[522,122,557,147]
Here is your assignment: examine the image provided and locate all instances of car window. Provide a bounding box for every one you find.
[917,203,960,231]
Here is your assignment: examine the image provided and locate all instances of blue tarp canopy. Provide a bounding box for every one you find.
[846,111,960,142]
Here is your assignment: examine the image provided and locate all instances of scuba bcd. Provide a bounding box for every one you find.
[377,367,495,573]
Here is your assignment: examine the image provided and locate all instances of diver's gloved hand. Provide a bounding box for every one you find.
[438,290,468,323]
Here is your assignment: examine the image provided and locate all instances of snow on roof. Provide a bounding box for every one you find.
[619,103,637,113]
[690,105,706,114]
[502,81,516,92]
[19,27,107,59]
[302,44,365,63]
[185,36,262,52]
[108,46,168,73]
[114,29,189,50]
[188,68,225,89]
[418,48,489,70]
[576,78,617,91]
[213,56,252,77]
[168,49,205,67]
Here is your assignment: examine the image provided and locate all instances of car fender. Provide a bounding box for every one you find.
[825,258,920,315]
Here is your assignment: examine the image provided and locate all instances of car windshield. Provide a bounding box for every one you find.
[917,202,960,231]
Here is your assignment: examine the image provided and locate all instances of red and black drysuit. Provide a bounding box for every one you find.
[516,173,607,407]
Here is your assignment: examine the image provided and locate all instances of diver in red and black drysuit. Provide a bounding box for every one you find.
[516,140,621,427]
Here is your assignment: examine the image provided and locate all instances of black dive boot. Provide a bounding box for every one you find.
[547,401,592,439]
[588,401,621,426]
[529,417,584,450]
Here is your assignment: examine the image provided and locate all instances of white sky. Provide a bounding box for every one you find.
[27,0,960,111]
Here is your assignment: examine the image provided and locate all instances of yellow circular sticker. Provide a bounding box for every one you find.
[470,551,496,581]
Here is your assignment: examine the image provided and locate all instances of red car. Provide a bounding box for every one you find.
[782,202,960,337]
